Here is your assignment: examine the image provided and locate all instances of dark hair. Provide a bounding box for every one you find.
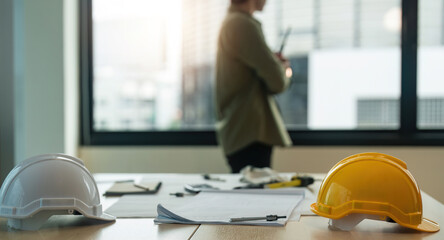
[231,0,248,4]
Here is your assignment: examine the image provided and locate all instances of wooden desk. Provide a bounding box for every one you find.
[0,173,442,240]
[191,176,444,240]
[191,198,444,239]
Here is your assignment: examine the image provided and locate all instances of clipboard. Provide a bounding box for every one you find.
[104,181,162,196]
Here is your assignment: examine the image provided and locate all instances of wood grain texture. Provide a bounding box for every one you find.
[0,217,197,240]
[191,184,444,240]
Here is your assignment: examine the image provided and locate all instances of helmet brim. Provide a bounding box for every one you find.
[99,212,116,221]
[311,203,440,232]
[408,217,440,233]
[84,212,116,222]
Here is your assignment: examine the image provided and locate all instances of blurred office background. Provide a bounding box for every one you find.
[1,0,444,203]
[92,0,443,131]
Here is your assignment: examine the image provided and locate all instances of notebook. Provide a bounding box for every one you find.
[104,181,162,196]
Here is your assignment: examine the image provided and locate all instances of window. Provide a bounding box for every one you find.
[80,0,444,145]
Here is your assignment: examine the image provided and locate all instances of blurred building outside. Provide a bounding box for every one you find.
[92,0,444,131]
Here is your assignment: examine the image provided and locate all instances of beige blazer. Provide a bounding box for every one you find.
[215,5,292,155]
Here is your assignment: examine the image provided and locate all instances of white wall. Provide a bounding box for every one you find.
[0,0,78,184]
[80,146,444,204]
[0,0,16,182]
[19,0,65,159]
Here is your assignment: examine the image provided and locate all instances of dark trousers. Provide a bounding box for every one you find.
[226,142,273,173]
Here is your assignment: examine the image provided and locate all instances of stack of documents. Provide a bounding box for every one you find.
[154,189,304,226]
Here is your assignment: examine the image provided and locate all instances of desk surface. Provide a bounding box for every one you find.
[0,173,442,240]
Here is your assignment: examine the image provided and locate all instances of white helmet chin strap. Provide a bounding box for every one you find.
[329,214,388,231]
[7,210,69,231]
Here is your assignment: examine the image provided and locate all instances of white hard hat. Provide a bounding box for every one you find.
[0,153,116,230]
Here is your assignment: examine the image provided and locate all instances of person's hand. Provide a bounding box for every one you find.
[275,52,289,67]
[275,53,292,78]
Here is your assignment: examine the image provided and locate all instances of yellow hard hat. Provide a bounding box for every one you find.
[310,152,439,232]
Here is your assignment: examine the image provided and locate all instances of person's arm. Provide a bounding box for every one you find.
[221,16,289,94]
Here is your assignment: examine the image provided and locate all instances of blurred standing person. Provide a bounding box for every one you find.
[215,0,293,173]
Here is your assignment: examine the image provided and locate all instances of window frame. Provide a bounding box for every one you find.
[80,0,444,146]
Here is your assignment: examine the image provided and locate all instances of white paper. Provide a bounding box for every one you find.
[154,189,304,226]
[295,188,317,216]
[104,174,314,221]
[105,174,240,217]
[105,194,186,218]
[105,175,205,218]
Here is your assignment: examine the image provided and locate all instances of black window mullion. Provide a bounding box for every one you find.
[400,0,418,134]
[80,0,93,145]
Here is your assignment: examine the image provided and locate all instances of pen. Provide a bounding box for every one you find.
[133,183,151,190]
[230,215,286,222]
[278,27,292,54]
[169,192,192,197]
[202,174,226,182]
[115,179,134,183]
